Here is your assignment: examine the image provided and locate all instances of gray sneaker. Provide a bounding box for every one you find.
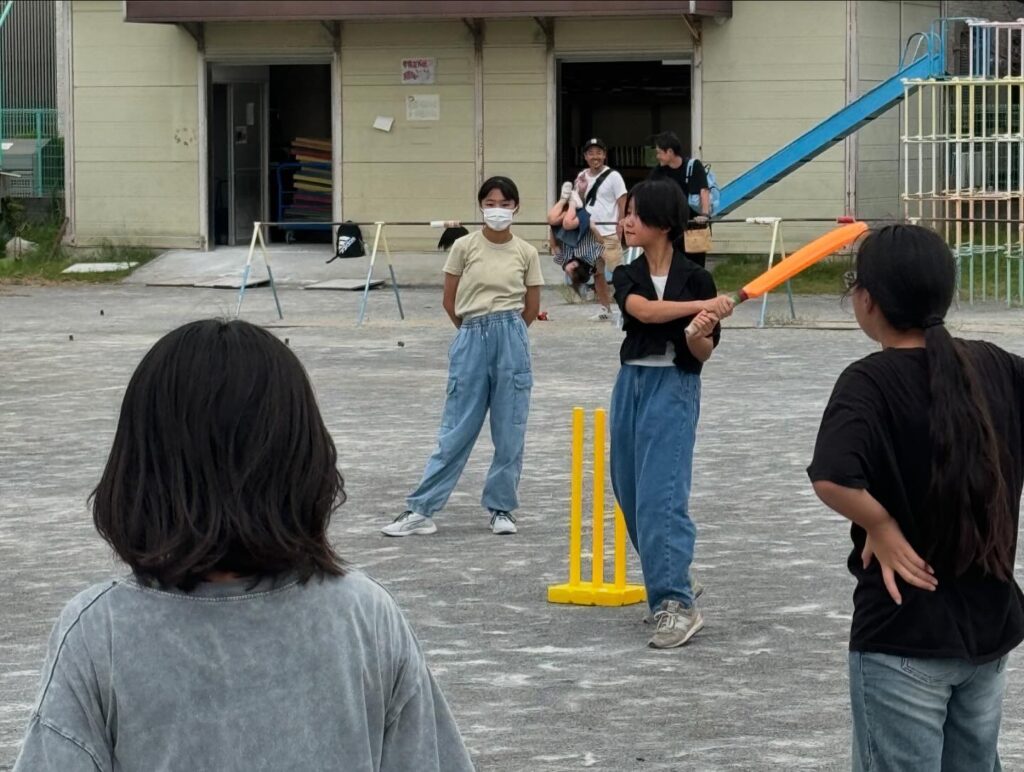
[649,600,705,649]
[381,510,437,537]
[489,510,518,535]
[642,575,704,624]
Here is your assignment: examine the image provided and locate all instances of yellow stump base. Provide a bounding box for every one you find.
[548,407,647,608]
[547,581,646,607]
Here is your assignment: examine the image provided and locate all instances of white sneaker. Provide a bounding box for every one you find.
[381,510,437,537]
[570,190,584,209]
[559,181,573,201]
[589,307,611,321]
[489,510,518,535]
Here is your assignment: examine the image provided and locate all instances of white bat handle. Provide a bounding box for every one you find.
[684,323,695,338]
[430,220,461,228]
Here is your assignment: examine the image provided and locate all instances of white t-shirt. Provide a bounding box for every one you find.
[576,167,627,237]
[625,274,676,367]
[443,230,544,320]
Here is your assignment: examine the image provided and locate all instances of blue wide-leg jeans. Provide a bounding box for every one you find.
[849,651,1008,771]
[610,364,701,612]
[407,310,533,517]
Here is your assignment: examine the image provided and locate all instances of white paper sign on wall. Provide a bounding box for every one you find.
[401,58,436,85]
[406,94,440,122]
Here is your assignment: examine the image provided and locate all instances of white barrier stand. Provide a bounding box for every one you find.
[357,222,405,326]
[745,217,796,327]
[235,222,283,320]
[233,220,406,324]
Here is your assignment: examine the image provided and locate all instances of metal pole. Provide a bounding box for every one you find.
[257,224,283,320]
[357,222,383,326]
[0,0,13,171]
[34,109,42,196]
[235,222,260,318]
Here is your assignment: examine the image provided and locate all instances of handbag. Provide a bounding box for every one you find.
[683,224,712,254]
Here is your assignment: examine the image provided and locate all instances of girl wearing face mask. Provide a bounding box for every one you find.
[382,176,543,537]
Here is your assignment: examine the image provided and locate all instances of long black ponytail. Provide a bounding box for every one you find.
[854,225,1013,580]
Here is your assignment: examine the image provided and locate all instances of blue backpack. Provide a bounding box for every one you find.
[686,158,720,216]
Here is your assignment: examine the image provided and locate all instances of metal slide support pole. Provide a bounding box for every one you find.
[235,222,261,317]
[257,224,283,320]
[357,222,383,326]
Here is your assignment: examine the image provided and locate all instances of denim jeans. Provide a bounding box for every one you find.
[849,651,1009,771]
[610,364,701,611]
[407,310,532,517]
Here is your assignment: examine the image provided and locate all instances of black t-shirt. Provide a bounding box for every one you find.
[807,341,1024,663]
[649,159,708,209]
[611,249,720,374]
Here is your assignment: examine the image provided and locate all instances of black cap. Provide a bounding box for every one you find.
[582,137,607,152]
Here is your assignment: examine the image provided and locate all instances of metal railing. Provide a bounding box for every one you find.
[0,107,62,197]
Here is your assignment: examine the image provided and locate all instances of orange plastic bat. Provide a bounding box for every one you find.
[685,220,868,337]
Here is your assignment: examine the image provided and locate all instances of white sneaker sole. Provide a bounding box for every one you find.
[381,520,437,537]
[648,616,705,649]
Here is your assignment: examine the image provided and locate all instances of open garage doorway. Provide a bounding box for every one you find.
[208,63,332,247]
[557,59,692,192]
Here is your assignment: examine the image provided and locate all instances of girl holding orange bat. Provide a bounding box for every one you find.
[808,225,1024,770]
[609,179,733,649]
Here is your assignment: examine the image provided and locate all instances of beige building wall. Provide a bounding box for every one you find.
[67,5,935,260]
[483,21,548,246]
[854,0,941,223]
[555,17,695,55]
[340,21,475,250]
[702,0,848,254]
[203,21,332,58]
[70,1,201,248]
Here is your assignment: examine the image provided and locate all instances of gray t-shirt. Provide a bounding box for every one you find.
[13,570,475,771]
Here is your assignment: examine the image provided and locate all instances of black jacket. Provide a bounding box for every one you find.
[611,250,721,374]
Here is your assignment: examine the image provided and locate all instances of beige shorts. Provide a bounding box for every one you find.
[599,235,623,268]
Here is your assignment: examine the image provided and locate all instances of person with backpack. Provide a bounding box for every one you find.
[807,224,1024,770]
[648,131,714,268]
[13,319,475,772]
[574,137,627,320]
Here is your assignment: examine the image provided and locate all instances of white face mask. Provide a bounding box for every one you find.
[481,207,515,231]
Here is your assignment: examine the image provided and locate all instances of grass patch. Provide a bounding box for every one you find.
[0,223,156,284]
[710,254,854,295]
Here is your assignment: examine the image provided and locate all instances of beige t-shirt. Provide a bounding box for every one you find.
[443,230,544,320]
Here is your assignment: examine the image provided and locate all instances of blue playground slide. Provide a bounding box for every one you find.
[716,32,946,217]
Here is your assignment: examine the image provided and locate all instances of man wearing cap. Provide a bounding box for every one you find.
[573,137,627,320]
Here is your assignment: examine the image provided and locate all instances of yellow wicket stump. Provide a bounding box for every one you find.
[547,407,646,606]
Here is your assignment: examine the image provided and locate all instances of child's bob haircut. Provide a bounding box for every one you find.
[91,319,346,590]
[625,179,689,242]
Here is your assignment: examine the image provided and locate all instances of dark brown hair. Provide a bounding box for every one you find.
[91,319,346,590]
[854,225,1013,580]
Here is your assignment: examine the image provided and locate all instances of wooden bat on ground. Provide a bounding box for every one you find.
[684,220,869,337]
